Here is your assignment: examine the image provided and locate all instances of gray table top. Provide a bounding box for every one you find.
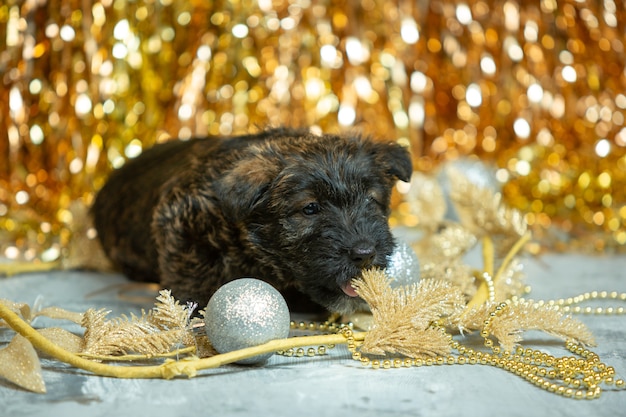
[1,252,625,417]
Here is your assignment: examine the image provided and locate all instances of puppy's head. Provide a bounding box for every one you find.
[216,131,412,314]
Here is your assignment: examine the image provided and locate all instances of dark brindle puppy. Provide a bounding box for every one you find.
[92,127,412,314]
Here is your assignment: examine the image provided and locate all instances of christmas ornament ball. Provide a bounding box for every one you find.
[386,239,421,288]
[205,278,291,365]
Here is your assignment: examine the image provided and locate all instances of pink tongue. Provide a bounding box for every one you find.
[341,282,359,297]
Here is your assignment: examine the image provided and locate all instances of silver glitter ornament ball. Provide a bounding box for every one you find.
[385,239,421,288]
[204,278,291,365]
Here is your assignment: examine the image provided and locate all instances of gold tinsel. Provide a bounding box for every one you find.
[1,1,625,264]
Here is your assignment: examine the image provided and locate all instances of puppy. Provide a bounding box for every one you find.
[92,127,412,314]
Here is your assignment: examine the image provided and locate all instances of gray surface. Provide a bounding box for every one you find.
[1,253,626,417]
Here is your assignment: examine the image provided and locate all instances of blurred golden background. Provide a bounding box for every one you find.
[1,0,625,266]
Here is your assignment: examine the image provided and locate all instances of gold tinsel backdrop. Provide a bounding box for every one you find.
[1,0,625,265]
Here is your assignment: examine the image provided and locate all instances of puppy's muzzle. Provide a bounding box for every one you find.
[350,240,376,268]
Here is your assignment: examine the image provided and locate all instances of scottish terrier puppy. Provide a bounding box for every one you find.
[92,127,412,314]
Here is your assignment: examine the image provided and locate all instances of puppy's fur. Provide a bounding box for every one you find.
[92,128,412,314]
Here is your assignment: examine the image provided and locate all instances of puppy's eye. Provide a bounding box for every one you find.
[302,202,321,215]
[367,193,383,207]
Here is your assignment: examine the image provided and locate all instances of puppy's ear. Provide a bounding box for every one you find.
[214,153,279,221]
[373,142,413,183]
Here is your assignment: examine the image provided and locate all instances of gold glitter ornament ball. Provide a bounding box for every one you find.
[204,278,291,365]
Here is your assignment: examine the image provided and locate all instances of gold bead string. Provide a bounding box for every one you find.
[340,304,625,400]
[276,320,354,358]
[288,319,349,333]
[512,291,626,315]
[479,301,624,399]
[480,271,496,303]
[276,346,332,358]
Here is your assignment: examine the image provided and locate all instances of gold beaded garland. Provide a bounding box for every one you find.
[341,323,625,400]
[284,293,626,401]
[513,291,626,315]
[275,319,350,358]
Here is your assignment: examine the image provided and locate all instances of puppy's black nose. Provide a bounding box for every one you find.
[350,241,376,268]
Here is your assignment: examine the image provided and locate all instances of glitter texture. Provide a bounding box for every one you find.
[385,239,421,288]
[1,1,625,260]
[0,334,46,393]
[204,278,290,365]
